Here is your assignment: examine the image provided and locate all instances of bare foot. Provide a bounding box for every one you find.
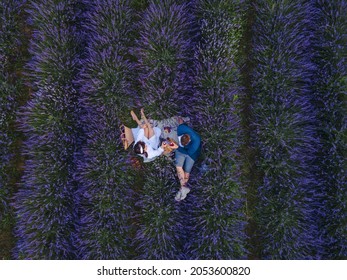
[140,108,145,118]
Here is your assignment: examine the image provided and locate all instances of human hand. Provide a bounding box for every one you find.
[161,142,167,149]
[170,142,178,149]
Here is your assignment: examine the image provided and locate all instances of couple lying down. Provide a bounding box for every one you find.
[121,109,201,202]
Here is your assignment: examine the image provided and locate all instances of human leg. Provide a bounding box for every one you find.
[175,165,187,201]
[174,151,187,201]
[141,108,155,139]
[178,156,195,200]
[174,151,194,201]
[176,166,186,187]
[142,125,149,139]
[131,110,142,127]
[184,172,190,185]
[176,169,189,187]
[175,151,186,187]
[148,127,162,149]
[182,155,194,183]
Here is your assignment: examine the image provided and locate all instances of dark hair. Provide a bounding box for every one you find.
[181,134,191,146]
[134,141,148,158]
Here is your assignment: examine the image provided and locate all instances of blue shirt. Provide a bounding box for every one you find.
[177,124,201,161]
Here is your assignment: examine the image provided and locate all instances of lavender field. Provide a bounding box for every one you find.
[0,0,346,260]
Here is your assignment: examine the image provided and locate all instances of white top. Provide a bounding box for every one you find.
[135,127,163,162]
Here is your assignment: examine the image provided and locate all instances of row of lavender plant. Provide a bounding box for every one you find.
[0,0,25,258]
[13,0,82,259]
[183,0,248,259]
[250,0,322,259]
[74,0,137,259]
[313,0,347,259]
[131,0,194,259]
[134,0,193,119]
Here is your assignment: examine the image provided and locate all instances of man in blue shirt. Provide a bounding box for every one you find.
[174,123,201,201]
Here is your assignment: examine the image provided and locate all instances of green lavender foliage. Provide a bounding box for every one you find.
[313,0,347,259]
[184,0,248,259]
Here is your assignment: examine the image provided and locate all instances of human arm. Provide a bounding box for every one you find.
[140,108,151,128]
[146,144,165,159]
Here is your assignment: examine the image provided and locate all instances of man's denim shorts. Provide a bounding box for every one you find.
[175,150,195,173]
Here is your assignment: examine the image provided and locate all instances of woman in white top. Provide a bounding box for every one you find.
[132,108,167,162]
